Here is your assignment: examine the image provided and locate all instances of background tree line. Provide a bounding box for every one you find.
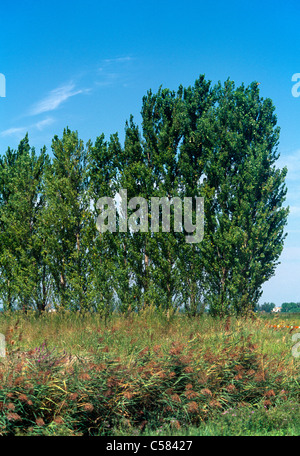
[255,302,300,313]
[281,302,300,313]
[0,76,289,316]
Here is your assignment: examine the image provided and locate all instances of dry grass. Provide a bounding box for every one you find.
[0,308,299,435]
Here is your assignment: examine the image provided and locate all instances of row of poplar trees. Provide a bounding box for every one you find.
[0,76,289,316]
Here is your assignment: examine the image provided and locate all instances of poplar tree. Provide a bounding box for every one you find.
[201,80,289,315]
[140,86,186,310]
[0,76,288,317]
[87,133,119,313]
[0,135,48,311]
[43,128,91,309]
[177,76,215,315]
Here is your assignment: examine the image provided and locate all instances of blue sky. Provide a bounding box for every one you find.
[0,0,299,306]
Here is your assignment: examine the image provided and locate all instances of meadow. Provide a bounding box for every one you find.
[0,308,299,436]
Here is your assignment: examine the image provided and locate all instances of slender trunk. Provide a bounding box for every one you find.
[60,267,66,307]
[166,250,172,309]
[7,279,12,311]
[190,246,196,316]
[144,246,149,307]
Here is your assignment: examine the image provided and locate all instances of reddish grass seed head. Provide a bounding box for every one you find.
[35,417,45,426]
[234,373,243,381]
[5,402,15,411]
[185,383,194,390]
[264,389,276,398]
[209,399,222,408]
[153,344,161,354]
[69,393,78,401]
[200,388,212,396]
[7,412,22,422]
[226,384,236,392]
[187,401,199,413]
[171,394,181,403]
[83,403,94,412]
[53,416,64,424]
[165,388,174,396]
[169,343,185,356]
[185,390,199,399]
[78,372,91,381]
[170,420,181,429]
[263,399,272,408]
[123,391,134,400]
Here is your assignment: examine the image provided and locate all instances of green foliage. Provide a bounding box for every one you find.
[199,80,288,316]
[0,135,49,311]
[255,302,276,313]
[42,128,95,310]
[0,76,289,316]
[281,302,300,313]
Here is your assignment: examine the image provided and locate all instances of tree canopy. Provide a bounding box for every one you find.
[0,76,289,316]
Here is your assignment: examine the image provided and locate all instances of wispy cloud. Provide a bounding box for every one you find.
[34,117,55,130]
[95,73,119,87]
[29,83,85,116]
[0,126,27,137]
[96,56,135,87]
[101,56,133,65]
[0,117,55,138]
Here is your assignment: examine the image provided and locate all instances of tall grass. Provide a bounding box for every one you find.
[0,308,299,435]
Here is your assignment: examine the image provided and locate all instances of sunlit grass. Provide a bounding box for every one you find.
[0,308,299,436]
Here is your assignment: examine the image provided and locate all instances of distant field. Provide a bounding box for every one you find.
[0,309,299,436]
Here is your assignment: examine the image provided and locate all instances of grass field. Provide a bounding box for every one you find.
[0,308,299,436]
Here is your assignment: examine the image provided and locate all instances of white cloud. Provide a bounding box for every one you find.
[29,83,84,115]
[96,56,135,86]
[100,56,133,68]
[95,73,119,87]
[0,126,27,137]
[0,117,55,138]
[103,56,133,64]
[34,117,55,130]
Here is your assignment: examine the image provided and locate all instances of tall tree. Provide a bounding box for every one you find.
[87,132,119,314]
[176,76,215,315]
[43,128,91,310]
[200,80,289,315]
[0,135,49,311]
[0,76,288,317]
[140,86,186,310]
[115,116,159,311]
